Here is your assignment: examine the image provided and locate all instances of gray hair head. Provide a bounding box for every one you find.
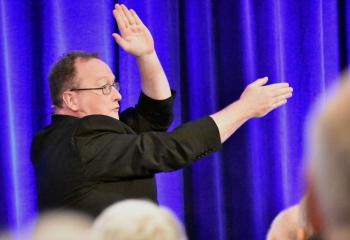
[91,200,188,240]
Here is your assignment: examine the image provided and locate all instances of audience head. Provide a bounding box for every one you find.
[267,204,306,240]
[91,199,187,240]
[267,195,322,240]
[30,210,92,240]
[308,73,350,240]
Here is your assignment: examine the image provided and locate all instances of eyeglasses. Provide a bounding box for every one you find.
[70,82,120,95]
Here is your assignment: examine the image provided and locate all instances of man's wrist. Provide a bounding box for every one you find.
[136,50,157,62]
[234,99,255,121]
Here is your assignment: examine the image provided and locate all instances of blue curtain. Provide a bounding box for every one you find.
[0,0,349,239]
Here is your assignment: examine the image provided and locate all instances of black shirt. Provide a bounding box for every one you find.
[31,92,221,217]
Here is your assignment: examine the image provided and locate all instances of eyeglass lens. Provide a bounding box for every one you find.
[102,82,120,95]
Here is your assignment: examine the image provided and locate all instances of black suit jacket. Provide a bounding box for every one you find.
[31,92,221,217]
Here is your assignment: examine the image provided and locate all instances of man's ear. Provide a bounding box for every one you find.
[62,91,79,111]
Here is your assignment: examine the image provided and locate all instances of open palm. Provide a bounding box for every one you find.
[113,4,154,57]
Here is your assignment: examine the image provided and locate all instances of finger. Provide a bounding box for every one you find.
[274,92,293,102]
[250,77,268,86]
[130,9,144,25]
[121,4,136,25]
[264,82,290,90]
[113,9,128,35]
[112,33,129,50]
[115,4,129,29]
[270,87,293,97]
[129,25,140,33]
[271,99,287,109]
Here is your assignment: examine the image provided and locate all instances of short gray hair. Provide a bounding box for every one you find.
[91,200,188,240]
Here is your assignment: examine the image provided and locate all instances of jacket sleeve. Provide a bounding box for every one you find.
[73,115,221,180]
[120,91,176,133]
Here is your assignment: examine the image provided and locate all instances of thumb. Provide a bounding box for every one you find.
[112,33,129,50]
[250,77,268,86]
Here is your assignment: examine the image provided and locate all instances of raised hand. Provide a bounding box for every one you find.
[210,77,293,143]
[239,77,293,118]
[112,4,154,57]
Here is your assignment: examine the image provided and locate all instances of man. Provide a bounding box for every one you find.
[31,4,293,217]
[307,74,350,240]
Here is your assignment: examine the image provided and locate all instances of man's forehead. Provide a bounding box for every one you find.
[75,58,115,83]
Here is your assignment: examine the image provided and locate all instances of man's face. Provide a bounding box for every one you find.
[72,58,122,119]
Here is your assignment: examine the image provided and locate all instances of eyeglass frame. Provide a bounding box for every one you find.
[70,81,120,95]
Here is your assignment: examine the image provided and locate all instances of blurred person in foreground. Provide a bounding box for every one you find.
[0,231,12,240]
[0,211,92,240]
[90,199,187,240]
[30,211,92,240]
[31,3,293,217]
[267,194,323,240]
[307,73,350,240]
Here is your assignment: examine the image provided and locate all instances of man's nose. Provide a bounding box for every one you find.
[116,90,122,101]
[111,86,122,101]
